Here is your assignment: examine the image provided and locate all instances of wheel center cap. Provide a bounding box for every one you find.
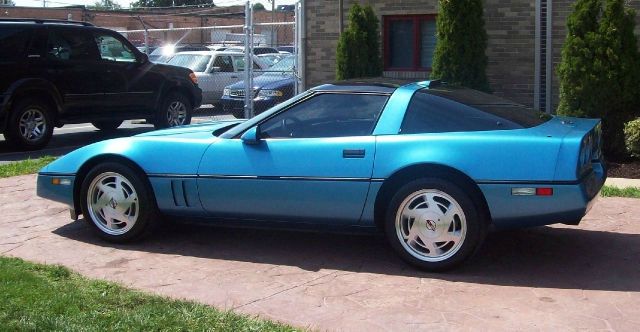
[425,219,437,232]
[109,197,118,209]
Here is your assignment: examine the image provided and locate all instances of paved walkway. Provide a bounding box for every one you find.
[1,175,639,331]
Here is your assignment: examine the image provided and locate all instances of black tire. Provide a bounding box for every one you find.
[4,98,54,150]
[80,162,159,243]
[154,92,192,129]
[92,120,123,131]
[384,178,487,272]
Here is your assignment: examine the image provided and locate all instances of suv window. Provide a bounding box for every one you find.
[94,33,136,62]
[46,29,98,61]
[400,88,552,134]
[259,93,388,139]
[232,56,261,71]
[213,55,234,72]
[0,27,31,61]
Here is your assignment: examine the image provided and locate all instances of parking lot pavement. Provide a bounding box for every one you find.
[1,175,639,331]
[0,110,235,164]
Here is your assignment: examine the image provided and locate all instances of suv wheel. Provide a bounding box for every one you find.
[92,120,123,131]
[155,92,192,129]
[4,99,54,150]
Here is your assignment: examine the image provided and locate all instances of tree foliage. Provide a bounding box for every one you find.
[557,0,640,157]
[131,0,214,8]
[253,3,265,11]
[336,3,382,80]
[91,0,121,10]
[431,0,490,92]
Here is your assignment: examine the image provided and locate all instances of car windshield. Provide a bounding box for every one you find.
[264,56,294,75]
[167,54,211,72]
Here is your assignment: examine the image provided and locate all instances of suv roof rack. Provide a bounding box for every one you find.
[0,18,94,26]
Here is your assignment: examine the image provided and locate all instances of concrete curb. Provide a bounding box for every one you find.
[605,177,640,188]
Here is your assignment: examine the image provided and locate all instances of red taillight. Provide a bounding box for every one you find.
[536,188,553,196]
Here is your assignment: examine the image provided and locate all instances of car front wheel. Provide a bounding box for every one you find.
[4,99,54,150]
[80,162,158,242]
[155,92,192,129]
[385,178,486,271]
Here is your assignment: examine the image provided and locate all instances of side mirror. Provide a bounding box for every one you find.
[210,66,221,73]
[241,126,261,144]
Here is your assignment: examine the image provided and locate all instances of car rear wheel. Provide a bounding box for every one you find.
[80,162,158,242]
[4,99,54,150]
[384,178,486,271]
[155,92,192,129]
[92,120,123,131]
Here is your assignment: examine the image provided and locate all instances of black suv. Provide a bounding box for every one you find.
[0,19,202,150]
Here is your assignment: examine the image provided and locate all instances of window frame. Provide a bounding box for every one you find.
[251,92,391,140]
[383,14,437,72]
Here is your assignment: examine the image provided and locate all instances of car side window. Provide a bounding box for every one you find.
[94,33,136,62]
[213,55,234,72]
[259,93,388,139]
[46,29,99,61]
[232,56,261,71]
[400,91,523,134]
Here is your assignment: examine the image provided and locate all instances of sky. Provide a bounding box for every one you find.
[13,0,297,10]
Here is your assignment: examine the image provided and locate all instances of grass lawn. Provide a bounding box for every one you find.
[601,185,640,199]
[0,156,56,178]
[0,256,300,331]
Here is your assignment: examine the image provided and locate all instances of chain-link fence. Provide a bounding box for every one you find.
[117,3,301,119]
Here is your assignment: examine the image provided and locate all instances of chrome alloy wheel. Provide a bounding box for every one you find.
[86,172,139,236]
[18,108,47,142]
[166,101,187,126]
[395,189,467,262]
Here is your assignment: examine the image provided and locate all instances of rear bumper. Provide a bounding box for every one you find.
[480,162,607,229]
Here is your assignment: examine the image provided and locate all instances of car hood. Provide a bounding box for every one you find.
[228,74,295,90]
[136,119,245,138]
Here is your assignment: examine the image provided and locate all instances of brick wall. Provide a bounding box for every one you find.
[304,0,640,109]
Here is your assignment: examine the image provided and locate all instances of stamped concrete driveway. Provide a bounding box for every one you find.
[1,174,639,331]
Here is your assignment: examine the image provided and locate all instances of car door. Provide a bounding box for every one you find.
[43,27,107,115]
[197,55,239,104]
[197,92,390,225]
[92,31,156,113]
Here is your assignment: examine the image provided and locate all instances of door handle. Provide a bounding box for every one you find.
[343,149,365,158]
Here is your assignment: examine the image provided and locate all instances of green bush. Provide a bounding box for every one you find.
[624,118,640,157]
[336,4,382,80]
[430,0,490,92]
[557,0,640,157]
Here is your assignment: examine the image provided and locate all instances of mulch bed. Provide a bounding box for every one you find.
[606,159,640,179]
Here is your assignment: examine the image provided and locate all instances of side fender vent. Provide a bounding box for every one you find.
[170,180,192,207]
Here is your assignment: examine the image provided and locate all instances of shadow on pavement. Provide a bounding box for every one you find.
[54,220,640,292]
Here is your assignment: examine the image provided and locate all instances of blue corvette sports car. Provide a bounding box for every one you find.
[37,80,606,271]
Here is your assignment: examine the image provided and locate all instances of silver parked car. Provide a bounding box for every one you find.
[167,51,267,105]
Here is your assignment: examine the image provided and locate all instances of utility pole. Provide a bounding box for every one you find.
[269,0,275,46]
